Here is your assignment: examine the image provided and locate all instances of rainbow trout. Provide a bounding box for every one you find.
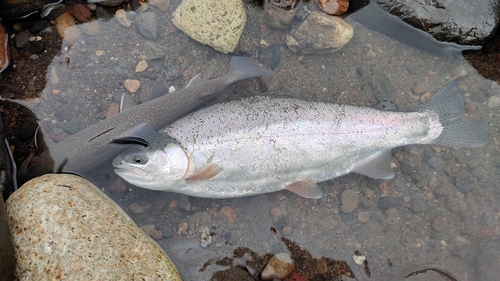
[111,81,488,198]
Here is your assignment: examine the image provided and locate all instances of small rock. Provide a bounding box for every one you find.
[28,41,45,54]
[171,0,246,54]
[316,0,349,16]
[15,31,30,49]
[5,174,182,280]
[315,257,328,274]
[55,12,82,42]
[412,82,426,95]
[134,12,158,41]
[377,196,403,210]
[124,79,140,93]
[29,20,51,33]
[286,11,353,55]
[135,60,148,72]
[410,197,426,214]
[67,4,92,22]
[188,212,212,228]
[282,226,292,235]
[200,226,212,248]
[116,9,131,27]
[357,211,370,223]
[420,92,432,103]
[150,230,163,239]
[41,3,67,19]
[178,194,191,211]
[79,20,101,36]
[178,222,188,234]
[128,202,143,214]
[341,190,359,213]
[352,254,366,265]
[431,215,448,232]
[270,207,282,220]
[426,156,444,171]
[262,252,294,280]
[149,0,170,11]
[488,94,500,108]
[216,206,237,224]
[288,272,308,281]
[140,224,155,236]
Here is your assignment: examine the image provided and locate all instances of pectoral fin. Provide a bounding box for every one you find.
[110,123,159,147]
[352,149,395,179]
[185,164,222,181]
[285,179,323,199]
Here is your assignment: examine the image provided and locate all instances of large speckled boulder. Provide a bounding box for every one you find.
[171,0,246,54]
[5,174,182,281]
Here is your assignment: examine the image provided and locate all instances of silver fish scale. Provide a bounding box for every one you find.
[162,96,441,198]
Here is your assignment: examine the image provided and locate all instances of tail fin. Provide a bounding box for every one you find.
[225,56,272,84]
[416,80,489,148]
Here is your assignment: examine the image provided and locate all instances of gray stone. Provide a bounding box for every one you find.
[360,220,385,238]
[341,189,359,213]
[14,31,29,48]
[134,12,158,41]
[410,197,426,214]
[172,0,246,54]
[6,174,182,280]
[426,156,444,171]
[377,196,403,210]
[376,0,498,46]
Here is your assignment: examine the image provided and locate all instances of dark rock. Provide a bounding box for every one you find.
[28,41,45,54]
[62,119,86,135]
[426,156,444,171]
[54,105,74,121]
[376,0,498,46]
[377,196,403,210]
[399,162,414,175]
[95,6,114,21]
[67,4,92,23]
[139,71,157,80]
[29,20,51,33]
[14,31,30,49]
[134,12,158,41]
[40,3,66,19]
[258,43,282,70]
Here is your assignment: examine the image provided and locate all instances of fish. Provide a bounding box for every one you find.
[17,56,271,185]
[111,80,489,199]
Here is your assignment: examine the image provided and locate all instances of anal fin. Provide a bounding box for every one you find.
[352,149,395,179]
[285,178,323,199]
[186,164,222,181]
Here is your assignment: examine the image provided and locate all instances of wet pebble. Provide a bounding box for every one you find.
[216,206,237,224]
[360,220,385,238]
[282,226,292,235]
[41,4,66,19]
[412,82,426,95]
[470,166,485,179]
[55,12,81,42]
[149,0,170,11]
[200,227,212,248]
[431,215,448,232]
[187,212,212,228]
[79,20,101,36]
[445,196,464,213]
[15,31,30,49]
[135,60,148,72]
[124,79,140,93]
[116,9,132,27]
[400,162,415,175]
[341,190,359,213]
[377,196,403,210]
[28,41,45,54]
[178,194,191,211]
[134,12,158,41]
[67,4,92,22]
[96,6,114,21]
[488,94,500,107]
[262,252,294,280]
[128,203,143,214]
[316,0,349,15]
[410,197,426,214]
[316,257,328,274]
[357,211,370,223]
[426,156,444,171]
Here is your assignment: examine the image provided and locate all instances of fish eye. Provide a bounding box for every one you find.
[133,154,146,164]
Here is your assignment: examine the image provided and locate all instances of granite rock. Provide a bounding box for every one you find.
[5,174,182,281]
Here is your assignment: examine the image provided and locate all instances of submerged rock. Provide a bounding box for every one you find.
[5,174,182,280]
[376,0,498,46]
[286,11,353,55]
[172,0,246,54]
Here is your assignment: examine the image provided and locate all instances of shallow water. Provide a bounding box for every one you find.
[3,1,500,280]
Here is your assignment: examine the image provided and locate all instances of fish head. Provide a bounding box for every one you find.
[112,143,189,191]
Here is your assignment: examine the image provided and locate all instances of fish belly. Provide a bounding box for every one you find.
[164,96,438,198]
